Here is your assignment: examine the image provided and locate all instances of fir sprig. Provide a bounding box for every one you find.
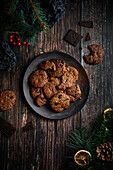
[67,110,113,169]
[0,0,49,42]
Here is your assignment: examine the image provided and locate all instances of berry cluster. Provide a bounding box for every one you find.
[9,34,30,46]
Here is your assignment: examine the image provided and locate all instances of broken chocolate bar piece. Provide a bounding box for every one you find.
[63,29,83,47]
[85,32,91,41]
[23,121,34,132]
[79,21,93,28]
[0,116,16,137]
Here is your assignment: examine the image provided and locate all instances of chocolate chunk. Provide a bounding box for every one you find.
[58,94,63,98]
[23,121,34,132]
[64,98,69,101]
[85,33,91,41]
[79,21,93,28]
[63,29,83,47]
[10,96,13,99]
[55,103,59,106]
[0,116,16,137]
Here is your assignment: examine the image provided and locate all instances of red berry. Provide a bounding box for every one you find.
[18,42,21,46]
[15,35,18,38]
[27,42,30,46]
[10,35,14,38]
[10,39,13,42]
[13,42,16,45]
[17,38,20,41]
[23,41,26,45]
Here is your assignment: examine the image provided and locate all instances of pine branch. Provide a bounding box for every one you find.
[8,0,13,14]
[30,0,47,30]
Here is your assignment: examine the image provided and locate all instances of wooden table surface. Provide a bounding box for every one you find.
[0,0,113,169]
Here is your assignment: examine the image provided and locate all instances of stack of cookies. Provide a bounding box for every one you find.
[29,59,81,112]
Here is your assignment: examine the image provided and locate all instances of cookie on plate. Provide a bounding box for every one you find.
[35,90,47,107]
[29,70,48,88]
[66,66,79,84]
[66,84,81,101]
[50,92,70,112]
[43,77,60,99]
[36,96,47,107]
[39,60,56,71]
[58,72,74,90]
[49,77,60,86]
[0,90,16,111]
[83,45,104,65]
[48,59,66,77]
[30,87,42,99]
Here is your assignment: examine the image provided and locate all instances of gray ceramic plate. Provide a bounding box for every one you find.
[23,50,89,119]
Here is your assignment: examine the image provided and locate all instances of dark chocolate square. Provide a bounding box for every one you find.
[63,29,83,47]
[0,116,16,137]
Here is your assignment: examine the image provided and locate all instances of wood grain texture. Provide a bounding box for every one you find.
[0,0,113,169]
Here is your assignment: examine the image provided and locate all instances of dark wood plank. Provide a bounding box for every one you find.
[80,0,113,129]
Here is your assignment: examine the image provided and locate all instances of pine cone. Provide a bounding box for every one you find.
[96,142,113,161]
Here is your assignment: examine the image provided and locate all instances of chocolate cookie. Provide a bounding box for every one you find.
[49,77,60,86]
[43,77,60,99]
[36,96,47,107]
[50,92,70,112]
[29,70,48,88]
[66,66,79,84]
[48,59,66,77]
[35,90,47,107]
[0,90,16,111]
[58,72,74,90]
[39,60,56,71]
[30,87,42,99]
[66,84,81,101]
[83,45,104,65]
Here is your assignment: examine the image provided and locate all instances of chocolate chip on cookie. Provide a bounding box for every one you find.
[29,70,48,88]
[50,92,70,112]
[0,90,16,111]
[48,59,66,77]
[30,87,42,99]
[58,72,74,90]
[43,77,60,99]
[39,60,56,71]
[83,45,104,65]
[66,84,81,101]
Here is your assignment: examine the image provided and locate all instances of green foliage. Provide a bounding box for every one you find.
[67,110,113,169]
[0,0,49,43]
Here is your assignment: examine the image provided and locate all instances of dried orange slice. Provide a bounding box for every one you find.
[74,150,91,166]
[103,108,113,119]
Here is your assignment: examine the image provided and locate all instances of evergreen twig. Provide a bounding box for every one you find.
[67,111,113,169]
[8,0,13,14]
[30,0,46,30]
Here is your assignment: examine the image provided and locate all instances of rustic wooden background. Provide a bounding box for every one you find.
[0,0,113,169]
